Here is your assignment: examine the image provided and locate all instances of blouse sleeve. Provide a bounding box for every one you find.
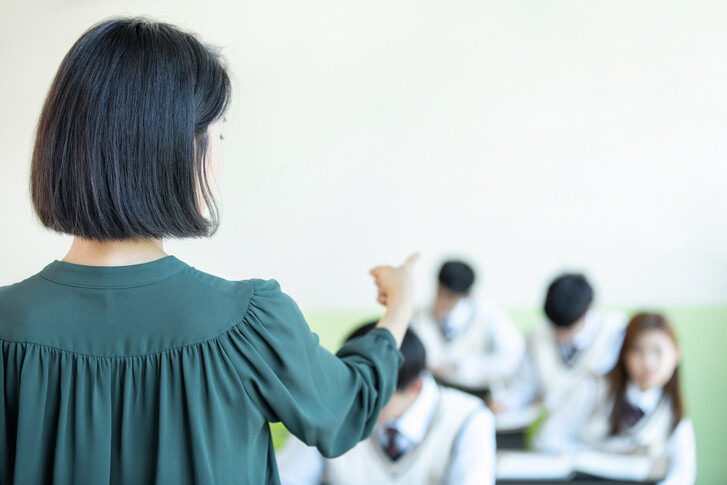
[658,418,697,485]
[533,377,598,453]
[222,279,403,458]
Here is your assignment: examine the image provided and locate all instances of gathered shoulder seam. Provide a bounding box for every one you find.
[0,282,258,361]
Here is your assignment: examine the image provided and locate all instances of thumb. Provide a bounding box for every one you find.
[403,252,421,267]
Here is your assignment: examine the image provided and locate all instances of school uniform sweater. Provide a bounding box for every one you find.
[412,298,524,388]
[535,377,696,485]
[277,374,496,485]
[502,310,626,411]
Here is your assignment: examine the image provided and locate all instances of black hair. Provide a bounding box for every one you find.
[31,18,231,240]
[544,273,594,328]
[438,260,475,294]
[346,322,426,391]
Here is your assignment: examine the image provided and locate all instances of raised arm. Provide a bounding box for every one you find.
[224,255,419,458]
[370,253,419,347]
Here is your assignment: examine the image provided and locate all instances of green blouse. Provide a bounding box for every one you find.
[0,256,402,484]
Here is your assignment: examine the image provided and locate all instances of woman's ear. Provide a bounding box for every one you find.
[409,377,424,394]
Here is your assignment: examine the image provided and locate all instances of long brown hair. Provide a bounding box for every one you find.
[606,313,684,435]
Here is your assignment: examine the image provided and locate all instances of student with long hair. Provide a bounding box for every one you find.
[534,313,697,485]
[0,18,417,484]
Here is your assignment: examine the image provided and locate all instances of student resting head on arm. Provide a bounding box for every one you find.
[0,17,417,485]
[534,313,697,485]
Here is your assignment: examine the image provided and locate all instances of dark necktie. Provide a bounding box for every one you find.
[560,343,578,364]
[438,317,454,340]
[620,402,645,429]
[384,426,404,461]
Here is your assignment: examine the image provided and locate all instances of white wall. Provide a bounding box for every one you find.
[1,0,725,311]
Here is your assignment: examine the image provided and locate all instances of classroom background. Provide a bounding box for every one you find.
[1,1,725,483]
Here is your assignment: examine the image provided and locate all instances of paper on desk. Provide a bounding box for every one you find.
[496,451,657,481]
[496,451,573,479]
[574,451,651,481]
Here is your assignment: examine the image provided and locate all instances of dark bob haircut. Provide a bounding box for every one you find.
[346,321,426,391]
[31,18,231,240]
[438,260,475,294]
[544,273,594,328]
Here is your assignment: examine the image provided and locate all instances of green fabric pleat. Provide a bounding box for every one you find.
[0,257,403,485]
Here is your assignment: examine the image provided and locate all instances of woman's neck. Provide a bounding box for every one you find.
[62,237,168,266]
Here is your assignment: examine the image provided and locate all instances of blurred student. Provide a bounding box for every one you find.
[277,323,495,485]
[496,273,626,413]
[534,313,696,485]
[411,260,524,389]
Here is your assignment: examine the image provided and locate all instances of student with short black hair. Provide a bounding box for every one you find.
[438,261,475,294]
[277,323,496,485]
[0,18,417,484]
[544,273,594,329]
[412,260,525,391]
[534,313,696,485]
[497,273,626,414]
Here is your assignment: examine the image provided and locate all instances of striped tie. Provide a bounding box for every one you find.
[620,402,645,429]
[384,426,403,461]
[560,342,578,364]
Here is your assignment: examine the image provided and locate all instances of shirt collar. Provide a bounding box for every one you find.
[382,372,439,445]
[441,297,474,337]
[40,256,188,289]
[571,310,600,350]
[626,380,664,414]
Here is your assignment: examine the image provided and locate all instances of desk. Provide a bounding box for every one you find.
[436,380,533,451]
[496,451,663,485]
[496,473,656,485]
[496,429,527,450]
[434,376,491,400]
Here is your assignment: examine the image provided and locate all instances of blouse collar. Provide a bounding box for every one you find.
[40,256,188,289]
[626,379,664,414]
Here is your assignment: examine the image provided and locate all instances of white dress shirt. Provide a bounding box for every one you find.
[419,297,526,385]
[277,373,496,485]
[441,297,476,338]
[374,371,440,455]
[534,378,697,485]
